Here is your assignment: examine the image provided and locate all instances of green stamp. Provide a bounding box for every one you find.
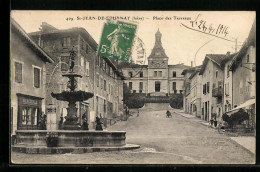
[97,20,137,62]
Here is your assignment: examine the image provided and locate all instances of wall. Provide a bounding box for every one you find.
[11,30,47,134]
[232,46,256,107]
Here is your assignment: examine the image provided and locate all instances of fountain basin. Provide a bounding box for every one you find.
[12,130,140,154]
[51,91,94,102]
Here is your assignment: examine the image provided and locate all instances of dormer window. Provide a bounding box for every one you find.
[129,72,133,77]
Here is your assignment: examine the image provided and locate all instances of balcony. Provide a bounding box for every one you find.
[212,87,223,97]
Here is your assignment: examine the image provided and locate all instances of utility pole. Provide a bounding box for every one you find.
[235,38,237,53]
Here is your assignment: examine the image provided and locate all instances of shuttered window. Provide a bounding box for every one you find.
[34,67,40,88]
[15,62,22,83]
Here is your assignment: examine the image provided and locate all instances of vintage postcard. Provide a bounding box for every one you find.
[10,11,255,164]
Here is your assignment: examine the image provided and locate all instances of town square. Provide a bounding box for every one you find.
[10,11,255,164]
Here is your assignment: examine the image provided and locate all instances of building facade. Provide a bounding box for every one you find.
[29,22,124,129]
[199,54,234,121]
[189,68,202,118]
[122,30,190,96]
[229,19,256,129]
[10,19,54,135]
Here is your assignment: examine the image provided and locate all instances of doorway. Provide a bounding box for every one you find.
[155,81,160,92]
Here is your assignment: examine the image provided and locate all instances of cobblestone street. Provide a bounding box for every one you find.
[11,108,255,164]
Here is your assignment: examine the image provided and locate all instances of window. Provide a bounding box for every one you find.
[18,95,41,130]
[172,71,176,77]
[180,90,183,94]
[61,56,69,71]
[15,62,22,83]
[100,58,103,68]
[129,72,133,77]
[100,77,103,89]
[129,82,132,90]
[154,71,157,77]
[104,79,107,91]
[215,70,218,78]
[158,71,162,77]
[96,74,99,87]
[85,61,89,76]
[96,56,100,66]
[81,56,84,66]
[63,37,70,47]
[247,54,250,63]
[207,82,210,93]
[33,67,40,88]
[104,100,106,113]
[139,71,143,78]
[86,44,89,53]
[213,83,216,89]
[172,82,176,91]
[81,39,84,50]
[139,82,143,90]
[203,84,206,94]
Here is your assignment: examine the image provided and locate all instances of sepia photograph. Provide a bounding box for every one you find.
[10,10,256,164]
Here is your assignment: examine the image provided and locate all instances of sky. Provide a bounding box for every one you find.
[11,11,255,66]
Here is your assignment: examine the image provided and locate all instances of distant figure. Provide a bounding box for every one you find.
[95,115,103,131]
[166,110,172,118]
[137,109,139,117]
[81,111,89,130]
[38,111,47,130]
[58,116,63,130]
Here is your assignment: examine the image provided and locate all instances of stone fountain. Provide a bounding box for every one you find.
[12,48,139,154]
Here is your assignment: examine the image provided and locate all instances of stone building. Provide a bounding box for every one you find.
[121,30,190,96]
[229,19,256,129]
[188,67,202,118]
[29,22,124,129]
[223,54,235,113]
[181,66,197,114]
[199,53,234,121]
[10,18,54,134]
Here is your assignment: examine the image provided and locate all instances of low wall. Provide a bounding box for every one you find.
[16,130,126,147]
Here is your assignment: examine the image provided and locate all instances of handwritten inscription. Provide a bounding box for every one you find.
[189,14,229,37]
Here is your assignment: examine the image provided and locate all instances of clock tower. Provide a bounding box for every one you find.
[148,29,169,68]
[147,29,169,95]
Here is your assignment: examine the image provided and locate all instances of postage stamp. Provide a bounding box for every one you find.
[97,20,137,62]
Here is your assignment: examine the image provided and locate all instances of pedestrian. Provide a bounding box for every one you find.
[137,109,139,117]
[166,110,172,118]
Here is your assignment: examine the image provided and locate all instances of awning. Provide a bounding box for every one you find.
[226,98,255,116]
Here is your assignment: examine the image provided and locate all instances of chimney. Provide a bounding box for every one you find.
[226,51,230,55]
[191,61,193,67]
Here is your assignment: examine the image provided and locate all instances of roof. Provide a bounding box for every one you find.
[30,26,98,51]
[11,18,54,63]
[181,66,198,75]
[169,63,191,68]
[189,66,202,79]
[29,22,123,78]
[118,61,148,69]
[199,53,236,75]
[148,30,168,59]
[230,18,256,70]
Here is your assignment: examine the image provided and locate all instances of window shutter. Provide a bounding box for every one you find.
[34,68,40,88]
[15,62,22,83]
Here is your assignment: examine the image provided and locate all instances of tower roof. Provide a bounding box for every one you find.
[148,29,168,59]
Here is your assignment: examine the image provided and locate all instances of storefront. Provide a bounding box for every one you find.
[17,94,43,130]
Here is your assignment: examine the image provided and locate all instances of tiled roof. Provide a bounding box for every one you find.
[11,18,54,63]
[199,53,236,75]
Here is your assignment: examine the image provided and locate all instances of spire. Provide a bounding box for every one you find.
[148,29,168,59]
[155,28,162,45]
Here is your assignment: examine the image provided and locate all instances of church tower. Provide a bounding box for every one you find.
[147,29,169,95]
[148,29,169,68]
